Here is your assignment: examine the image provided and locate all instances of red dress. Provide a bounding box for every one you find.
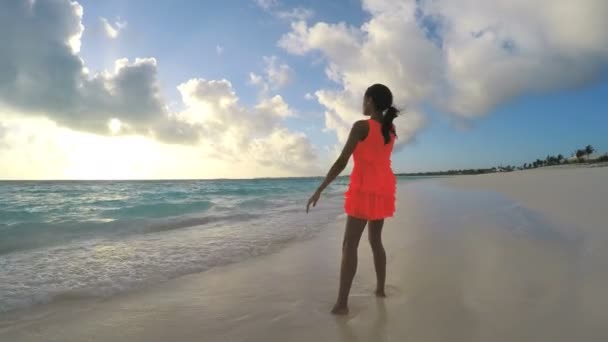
[344,119,396,220]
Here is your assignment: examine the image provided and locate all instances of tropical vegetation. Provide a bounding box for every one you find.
[398,145,606,176]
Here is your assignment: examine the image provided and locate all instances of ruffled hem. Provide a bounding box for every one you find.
[344,190,395,220]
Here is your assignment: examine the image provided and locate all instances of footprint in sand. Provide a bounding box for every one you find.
[311,301,361,319]
[383,284,403,297]
[353,285,403,298]
[311,285,403,318]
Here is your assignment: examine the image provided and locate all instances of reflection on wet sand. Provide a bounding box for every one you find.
[337,298,387,342]
[335,180,603,342]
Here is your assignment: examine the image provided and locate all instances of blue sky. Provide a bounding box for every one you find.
[77,0,360,152]
[403,82,608,172]
[0,0,607,179]
[80,0,608,172]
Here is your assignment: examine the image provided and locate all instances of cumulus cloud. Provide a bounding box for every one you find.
[420,0,608,116]
[255,95,293,118]
[316,88,427,151]
[249,128,316,171]
[175,78,315,171]
[0,1,170,138]
[279,0,608,143]
[249,55,293,94]
[100,17,126,39]
[0,0,316,175]
[279,8,434,147]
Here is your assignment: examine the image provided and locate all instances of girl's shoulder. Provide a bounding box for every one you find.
[353,120,370,140]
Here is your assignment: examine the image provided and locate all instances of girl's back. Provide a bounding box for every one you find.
[346,119,396,220]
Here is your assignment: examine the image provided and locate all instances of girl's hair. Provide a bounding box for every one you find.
[364,84,399,144]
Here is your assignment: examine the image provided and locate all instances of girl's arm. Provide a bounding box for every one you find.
[307,121,367,212]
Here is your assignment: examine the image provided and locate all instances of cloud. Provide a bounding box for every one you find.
[264,56,292,88]
[254,0,278,10]
[316,88,427,151]
[0,117,72,178]
[279,21,363,58]
[254,0,314,21]
[0,0,316,175]
[100,17,126,39]
[255,95,293,118]
[276,7,314,21]
[0,122,7,148]
[160,76,317,172]
[279,12,434,146]
[0,1,170,139]
[0,112,320,180]
[420,0,608,116]
[249,55,293,94]
[279,0,608,143]
[249,128,317,171]
[249,72,265,89]
[175,78,316,171]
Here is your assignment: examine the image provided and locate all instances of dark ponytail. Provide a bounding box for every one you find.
[364,84,399,144]
[382,106,399,144]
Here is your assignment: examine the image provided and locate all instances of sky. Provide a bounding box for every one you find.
[0,0,607,179]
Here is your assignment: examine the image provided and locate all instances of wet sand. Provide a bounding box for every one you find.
[1,167,607,341]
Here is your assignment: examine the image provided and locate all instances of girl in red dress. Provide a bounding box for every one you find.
[307,84,398,315]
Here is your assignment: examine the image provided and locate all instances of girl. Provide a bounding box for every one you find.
[306,84,398,315]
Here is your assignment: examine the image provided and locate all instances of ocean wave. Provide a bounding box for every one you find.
[0,200,344,314]
[101,200,213,219]
[0,212,261,255]
[0,178,348,314]
[237,198,274,209]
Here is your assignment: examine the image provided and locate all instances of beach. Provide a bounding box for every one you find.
[1,167,607,341]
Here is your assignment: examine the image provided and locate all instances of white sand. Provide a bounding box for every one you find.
[1,167,607,341]
[445,166,607,236]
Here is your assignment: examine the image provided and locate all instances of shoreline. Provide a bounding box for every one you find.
[1,168,607,341]
[444,167,607,234]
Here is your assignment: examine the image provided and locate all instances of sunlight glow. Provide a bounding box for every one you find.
[108,118,122,134]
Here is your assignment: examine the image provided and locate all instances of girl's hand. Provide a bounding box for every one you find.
[306,190,321,213]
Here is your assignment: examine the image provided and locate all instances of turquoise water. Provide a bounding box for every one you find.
[0,176,369,313]
[0,178,351,253]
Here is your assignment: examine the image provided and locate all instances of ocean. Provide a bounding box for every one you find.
[0,177,369,313]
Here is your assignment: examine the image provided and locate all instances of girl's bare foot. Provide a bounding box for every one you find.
[375,289,386,297]
[331,303,349,315]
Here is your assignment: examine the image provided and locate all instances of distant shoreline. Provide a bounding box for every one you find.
[1,161,607,182]
[397,161,608,177]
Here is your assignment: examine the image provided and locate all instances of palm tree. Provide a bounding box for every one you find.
[576,149,585,163]
[547,155,561,165]
[585,145,595,160]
